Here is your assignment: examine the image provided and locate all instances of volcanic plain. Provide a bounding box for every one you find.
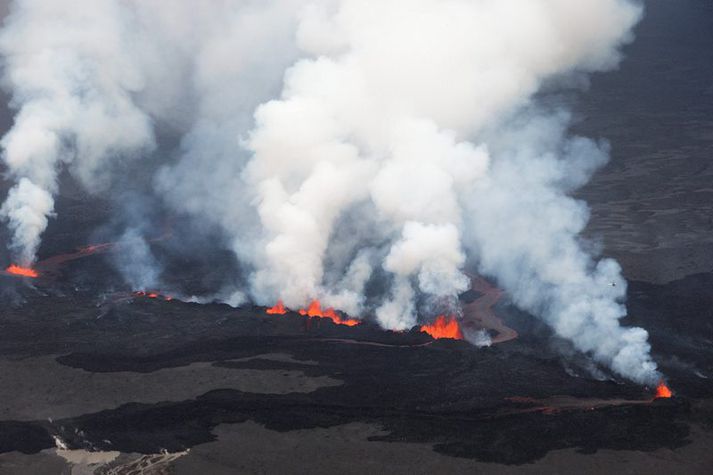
[2,0,713,473]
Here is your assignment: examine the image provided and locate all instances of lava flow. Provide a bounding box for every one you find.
[420,315,464,340]
[655,381,673,399]
[266,301,287,315]
[298,300,361,326]
[133,290,173,302]
[5,264,39,278]
[266,299,360,327]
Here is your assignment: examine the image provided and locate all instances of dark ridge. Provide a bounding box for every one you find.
[0,390,690,465]
[0,422,55,455]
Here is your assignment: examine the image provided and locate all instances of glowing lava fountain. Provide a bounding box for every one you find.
[420,315,464,340]
[266,301,287,315]
[266,299,360,327]
[655,381,673,399]
[5,264,39,278]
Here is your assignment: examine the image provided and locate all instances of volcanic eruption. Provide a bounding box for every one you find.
[420,316,464,340]
[133,291,174,302]
[0,0,663,386]
[266,301,288,315]
[266,299,361,327]
[655,382,673,399]
[5,264,38,278]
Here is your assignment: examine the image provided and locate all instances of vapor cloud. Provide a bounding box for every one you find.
[0,0,659,384]
[0,0,155,264]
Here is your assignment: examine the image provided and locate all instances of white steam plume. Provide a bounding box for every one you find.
[233,0,658,383]
[0,0,155,265]
[0,0,660,384]
[113,228,160,292]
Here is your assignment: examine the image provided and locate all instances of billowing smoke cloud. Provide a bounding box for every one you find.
[0,0,660,384]
[0,177,53,264]
[112,228,160,292]
[0,0,155,265]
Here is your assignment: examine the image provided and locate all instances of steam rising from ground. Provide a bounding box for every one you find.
[0,0,659,384]
[0,0,155,264]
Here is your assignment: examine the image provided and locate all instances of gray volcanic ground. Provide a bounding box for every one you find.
[1,0,713,474]
[577,0,713,284]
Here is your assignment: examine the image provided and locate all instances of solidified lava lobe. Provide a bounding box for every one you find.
[5,264,39,278]
[655,381,673,399]
[420,315,464,340]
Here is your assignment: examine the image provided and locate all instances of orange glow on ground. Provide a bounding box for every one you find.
[655,382,673,399]
[267,299,361,327]
[420,315,464,340]
[298,300,361,326]
[267,300,288,315]
[133,291,173,302]
[5,264,39,278]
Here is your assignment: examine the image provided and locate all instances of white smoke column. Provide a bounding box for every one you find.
[238,0,659,383]
[0,178,53,264]
[0,0,154,265]
[0,1,661,384]
[242,0,624,311]
[153,0,303,244]
[113,228,160,292]
[465,114,659,383]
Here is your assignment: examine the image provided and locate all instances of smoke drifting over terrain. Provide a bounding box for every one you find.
[0,0,659,384]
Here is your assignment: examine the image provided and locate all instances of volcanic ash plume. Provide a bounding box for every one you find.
[0,0,155,265]
[0,0,661,384]
[0,178,53,265]
[233,0,658,383]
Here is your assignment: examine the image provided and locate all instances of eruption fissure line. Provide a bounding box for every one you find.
[3,241,118,281]
[266,299,361,327]
[0,0,661,385]
[4,264,39,278]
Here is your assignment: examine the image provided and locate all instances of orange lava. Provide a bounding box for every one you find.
[420,315,464,340]
[266,299,361,327]
[266,300,288,315]
[298,300,361,326]
[5,264,39,278]
[133,291,173,302]
[655,381,673,399]
[298,300,322,317]
[324,307,361,327]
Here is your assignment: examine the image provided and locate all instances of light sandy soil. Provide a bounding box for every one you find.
[4,422,710,475]
[0,354,341,421]
[165,421,712,475]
